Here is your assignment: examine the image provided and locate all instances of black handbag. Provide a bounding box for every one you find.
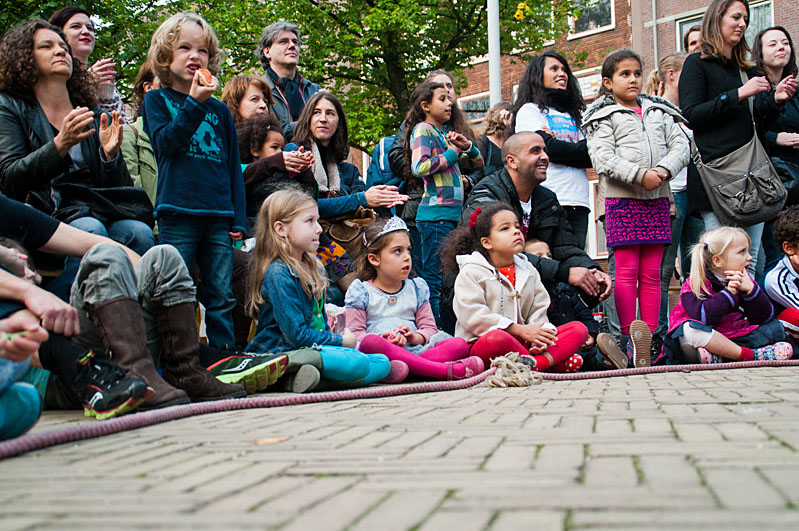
[51,179,155,228]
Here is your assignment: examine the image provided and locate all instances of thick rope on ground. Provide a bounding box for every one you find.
[0,367,495,460]
[536,358,799,380]
[483,352,542,387]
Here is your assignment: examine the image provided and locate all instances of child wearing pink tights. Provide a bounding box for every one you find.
[346,217,484,383]
[443,203,588,372]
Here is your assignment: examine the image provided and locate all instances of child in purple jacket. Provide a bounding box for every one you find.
[661,227,794,365]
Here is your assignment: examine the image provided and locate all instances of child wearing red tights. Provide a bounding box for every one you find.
[442,203,588,371]
[347,217,484,383]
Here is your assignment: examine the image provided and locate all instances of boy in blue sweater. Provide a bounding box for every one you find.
[144,12,245,349]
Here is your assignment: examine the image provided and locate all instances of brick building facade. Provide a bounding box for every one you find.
[456,0,798,259]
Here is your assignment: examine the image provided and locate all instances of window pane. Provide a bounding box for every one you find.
[461,95,491,122]
[573,0,612,33]
[745,2,772,46]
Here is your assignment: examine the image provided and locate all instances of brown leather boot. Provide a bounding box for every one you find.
[87,297,190,409]
[151,298,246,401]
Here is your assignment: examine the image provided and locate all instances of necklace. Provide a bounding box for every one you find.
[370,280,404,306]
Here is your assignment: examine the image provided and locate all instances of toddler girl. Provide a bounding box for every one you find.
[345,217,482,383]
[443,203,589,372]
[664,227,793,364]
[403,80,484,321]
[245,189,391,392]
[583,48,690,367]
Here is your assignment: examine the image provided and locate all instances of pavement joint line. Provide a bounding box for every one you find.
[754,466,795,509]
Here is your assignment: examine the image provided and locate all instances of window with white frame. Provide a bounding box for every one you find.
[677,16,703,52]
[568,0,615,40]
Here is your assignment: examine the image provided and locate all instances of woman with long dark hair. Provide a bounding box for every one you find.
[752,26,799,275]
[679,0,797,274]
[510,51,592,249]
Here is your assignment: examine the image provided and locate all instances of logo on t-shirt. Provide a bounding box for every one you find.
[162,94,223,163]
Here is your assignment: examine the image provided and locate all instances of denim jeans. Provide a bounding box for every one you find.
[157,214,236,349]
[417,220,456,323]
[408,224,423,276]
[70,243,196,364]
[701,211,763,275]
[53,217,156,301]
[656,190,705,338]
[757,218,781,285]
[563,206,590,251]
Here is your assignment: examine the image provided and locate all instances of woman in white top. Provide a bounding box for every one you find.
[509,51,591,249]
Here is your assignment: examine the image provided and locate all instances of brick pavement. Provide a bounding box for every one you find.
[3,368,799,529]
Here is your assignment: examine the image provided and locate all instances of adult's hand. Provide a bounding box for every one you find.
[364,185,409,208]
[592,269,613,301]
[89,58,116,86]
[776,132,799,148]
[738,76,771,101]
[53,107,96,157]
[568,267,601,298]
[775,75,798,105]
[99,110,124,161]
[283,150,313,173]
[0,312,49,363]
[22,284,80,337]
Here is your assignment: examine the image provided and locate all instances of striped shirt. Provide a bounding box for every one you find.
[765,255,799,313]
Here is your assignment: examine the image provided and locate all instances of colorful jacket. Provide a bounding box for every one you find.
[410,122,483,222]
[669,271,774,339]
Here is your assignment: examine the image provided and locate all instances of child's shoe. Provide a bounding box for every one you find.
[752,342,794,361]
[283,364,321,393]
[596,333,627,369]
[698,347,722,364]
[381,360,409,384]
[444,356,485,379]
[0,382,41,440]
[550,353,583,373]
[628,320,652,368]
[208,353,288,394]
[74,352,153,420]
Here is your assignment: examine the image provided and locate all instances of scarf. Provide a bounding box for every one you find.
[310,141,341,194]
[544,88,574,115]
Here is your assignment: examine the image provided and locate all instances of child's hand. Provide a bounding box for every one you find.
[406,331,425,346]
[342,329,357,349]
[229,231,243,241]
[726,270,754,294]
[581,335,595,350]
[446,131,471,150]
[641,170,665,191]
[382,329,407,346]
[509,323,557,348]
[189,70,218,103]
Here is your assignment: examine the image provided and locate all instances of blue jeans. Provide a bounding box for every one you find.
[656,191,705,338]
[52,217,156,301]
[418,220,456,323]
[408,225,423,276]
[757,218,781,286]
[158,214,235,349]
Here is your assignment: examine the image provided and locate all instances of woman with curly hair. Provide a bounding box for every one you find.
[475,101,511,176]
[0,19,154,297]
[509,52,592,249]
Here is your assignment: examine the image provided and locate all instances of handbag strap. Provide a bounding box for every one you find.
[739,69,757,131]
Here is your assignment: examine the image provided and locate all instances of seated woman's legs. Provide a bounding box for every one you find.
[107,219,156,256]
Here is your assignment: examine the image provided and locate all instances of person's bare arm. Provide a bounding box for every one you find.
[0,268,80,336]
[39,222,140,267]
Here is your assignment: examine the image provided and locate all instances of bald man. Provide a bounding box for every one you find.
[460,132,611,301]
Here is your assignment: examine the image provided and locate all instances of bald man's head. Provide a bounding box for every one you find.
[503,132,549,187]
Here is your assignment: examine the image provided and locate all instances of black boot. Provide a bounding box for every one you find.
[88,297,190,409]
[151,298,246,401]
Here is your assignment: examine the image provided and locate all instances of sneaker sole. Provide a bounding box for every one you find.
[596,333,627,369]
[629,320,652,368]
[290,365,321,393]
[84,387,155,421]
[216,356,287,394]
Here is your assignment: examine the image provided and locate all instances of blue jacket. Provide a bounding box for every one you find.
[246,259,342,353]
[143,88,246,232]
[285,143,368,217]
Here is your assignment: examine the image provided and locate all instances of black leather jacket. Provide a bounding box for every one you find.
[0,91,130,213]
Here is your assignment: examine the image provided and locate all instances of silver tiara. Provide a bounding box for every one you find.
[366,216,408,248]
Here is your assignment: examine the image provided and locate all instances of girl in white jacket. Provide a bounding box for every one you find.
[442,202,589,372]
[583,48,690,366]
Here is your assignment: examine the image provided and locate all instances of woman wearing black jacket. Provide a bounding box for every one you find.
[678,0,797,273]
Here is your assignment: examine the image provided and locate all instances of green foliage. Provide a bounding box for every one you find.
[2,0,573,151]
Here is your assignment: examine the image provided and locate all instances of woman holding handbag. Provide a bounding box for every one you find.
[0,20,155,298]
[752,26,799,276]
[678,0,797,274]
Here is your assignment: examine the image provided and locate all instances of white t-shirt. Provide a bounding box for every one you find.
[515,103,590,209]
[520,196,532,235]
[669,123,692,193]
